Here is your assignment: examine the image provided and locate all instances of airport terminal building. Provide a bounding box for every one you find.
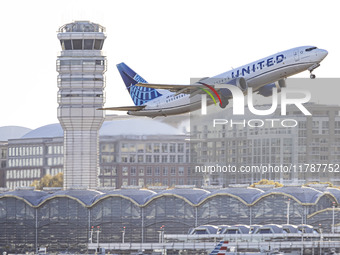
[0,118,194,190]
[0,185,339,253]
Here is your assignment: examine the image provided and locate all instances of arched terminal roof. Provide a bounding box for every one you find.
[94,189,156,206]
[39,189,103,207]
[145,188,210,205]
[253,186,323,205]
[0,186,339,207]
[0,189,48,206]
[202,187,264,205]
[324,187,340,204]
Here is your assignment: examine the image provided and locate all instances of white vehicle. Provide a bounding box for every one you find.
[100,46,327,117]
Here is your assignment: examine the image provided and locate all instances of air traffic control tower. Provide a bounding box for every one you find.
[57,21,106,189]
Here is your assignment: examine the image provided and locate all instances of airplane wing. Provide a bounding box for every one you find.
[97,105,146,111]
[136,83,197,94]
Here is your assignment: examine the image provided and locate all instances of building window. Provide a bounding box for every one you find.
[155,167,160,176]
[146,167,152,176]
[137,144,145,153]
[162,143,168,153]
[161,155,168,163]
[153,143,160,153]
[178,167,184,176]
[94,39,103,50]
[121,143,129,153]
[72,39,83,50]
[122,167,128,176]
[129,155,135,163]
[146,144,152,153]
[131,167,136,176]
[171,167,176,176]
[178,143,184,153]
[170,155,176,163]
[153,155,160,163]
[121,155,128,163]
[84,39,94,49]
[62,40,72,50]
[162,167,168,176]
[169,143,176,153]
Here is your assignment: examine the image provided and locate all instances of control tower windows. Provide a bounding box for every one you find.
[94,39,103,50]
[61,40,72,50]
[73,39,82,50]
[59,39,103,50]
[84,39,94,50]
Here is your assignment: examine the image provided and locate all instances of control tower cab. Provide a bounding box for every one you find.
[57,21,107,189]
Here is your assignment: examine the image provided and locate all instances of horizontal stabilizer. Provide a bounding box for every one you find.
[97,105,146,111]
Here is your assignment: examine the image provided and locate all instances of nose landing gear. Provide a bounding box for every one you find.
[308,63,320,79]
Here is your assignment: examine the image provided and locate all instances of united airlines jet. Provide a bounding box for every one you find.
[99,46,328,117]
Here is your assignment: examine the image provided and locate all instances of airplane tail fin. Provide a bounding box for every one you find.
[116,62,162,106]
[209,241,229,255]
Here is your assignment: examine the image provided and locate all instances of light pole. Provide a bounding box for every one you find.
[287,198,290,224]
[319,224,323,255]
[158,225,165,243]
[332,201,336,234]
[96,226,101,250]
[89,226,94,243]
[122,226,126,243]
[161,225,165,243]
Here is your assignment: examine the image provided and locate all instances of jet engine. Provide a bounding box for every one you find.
[219,77,248,108]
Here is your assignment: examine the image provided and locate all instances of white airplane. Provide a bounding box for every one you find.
[99,46,328,117]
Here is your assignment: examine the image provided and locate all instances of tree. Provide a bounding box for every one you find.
[250,179,283,188]
[31,172,63,190]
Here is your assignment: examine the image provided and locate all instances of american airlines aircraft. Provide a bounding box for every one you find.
[99,46,328,117]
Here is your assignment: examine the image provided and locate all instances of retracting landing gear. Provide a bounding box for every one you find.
[308,63,320,79]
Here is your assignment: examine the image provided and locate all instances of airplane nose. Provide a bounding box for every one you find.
[319,49,328,60]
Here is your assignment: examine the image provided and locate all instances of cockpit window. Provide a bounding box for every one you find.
[305,47,317,52]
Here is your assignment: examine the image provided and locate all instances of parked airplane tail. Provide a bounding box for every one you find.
[116,62,162,106]
[209,241,229,255]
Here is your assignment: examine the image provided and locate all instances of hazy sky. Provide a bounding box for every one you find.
[0,0,339,129]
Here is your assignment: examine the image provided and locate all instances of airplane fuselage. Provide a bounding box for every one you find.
[128,46,328,117]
